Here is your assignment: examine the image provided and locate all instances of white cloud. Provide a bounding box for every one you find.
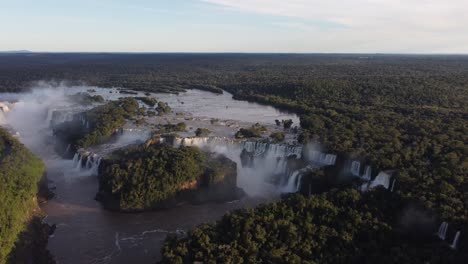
[201,0,468,53]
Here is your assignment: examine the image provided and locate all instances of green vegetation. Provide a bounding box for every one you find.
[161,189,466,263]
[68,92,104,105]
[298,129,311,144]
[79,97,139,147]
[156,101,171,115]
[188,84,223,94]
[235,123,267,139]
[97,143,239,211]
[134,118,147,126]
[135,96,158,107]
[195,128,211,137]
[153,123,186,134]
[282,119,293,129]
[270,131,285,142]
[54,97,139,149]
[232,86,467,224]
[0,54,466,261]
[0,128,46,263]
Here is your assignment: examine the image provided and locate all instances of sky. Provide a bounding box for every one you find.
[1,0,467,53]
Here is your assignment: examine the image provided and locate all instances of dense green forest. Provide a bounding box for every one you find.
[0,128,46,263]
[161,189,466,263]
[0,53,466,261]
[97,142,240,211]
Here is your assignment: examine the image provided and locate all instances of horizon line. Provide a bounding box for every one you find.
[2,50,468,56]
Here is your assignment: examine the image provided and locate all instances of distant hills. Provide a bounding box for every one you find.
[0,50,32,54]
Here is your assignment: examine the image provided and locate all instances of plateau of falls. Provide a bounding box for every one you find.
[171,136,339,195]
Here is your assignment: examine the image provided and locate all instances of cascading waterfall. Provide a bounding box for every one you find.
[49,110,76,128]
[296,174,303,192]
[282,171,300,193]
[362,166,372,181]
[360,171,392,192]
[368,171,391,189]
[437,222,449,240]
[304,149,336,166]
[173,136,308,196]
[85,157,92,169]
[450,231,461,249]
[351,161,361,176]
[71,151,101,175]
[75,155,83,170]
[45,108,56,125]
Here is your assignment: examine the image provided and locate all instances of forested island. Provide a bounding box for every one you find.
[97,140,243,211]
[0,53,466,263]
[0,128,54,263]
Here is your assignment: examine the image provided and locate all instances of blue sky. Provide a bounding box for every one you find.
[1,0,467,53]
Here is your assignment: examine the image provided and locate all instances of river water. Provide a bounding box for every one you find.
[0,85,299,263]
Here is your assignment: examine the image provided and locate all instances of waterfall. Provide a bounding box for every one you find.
[351,161,360,176]
[390,179,396,192]
[75,155,83,170]
[169,136,338,196]
[296,174,303,192]
[89,155,102,175]
[72,153,79,164]
[450,231,461,249]
[49,110,76,127]
[65,144,71,154]
[85,158,92,169]
[368,172,391,189]
[72,151,101,175]
[282,171,300,193]
[174,137,303,162]
[362,166,372,181]
[437,222,449,240]
[360,182,369,192]
[325,154,337,166]
[304,149,336,165]
[45,108,55,125]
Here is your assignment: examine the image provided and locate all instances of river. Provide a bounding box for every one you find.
[0,85,299,263]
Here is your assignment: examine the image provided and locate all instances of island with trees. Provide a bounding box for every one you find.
[96,139,244,211]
